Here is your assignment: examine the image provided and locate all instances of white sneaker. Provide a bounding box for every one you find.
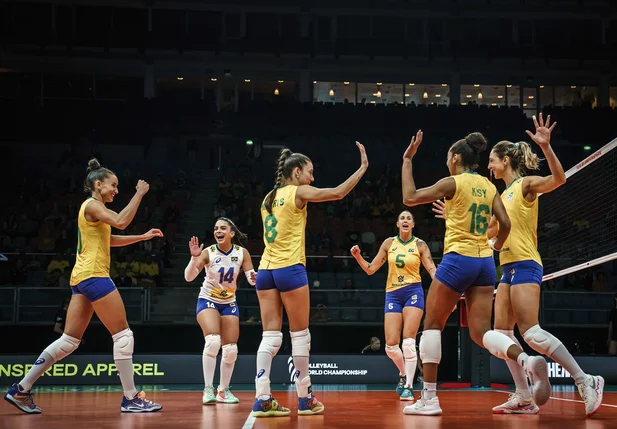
[576,375,604,417]
[525,356,551,406]
[492,392,539,414]
[403,392,442,416]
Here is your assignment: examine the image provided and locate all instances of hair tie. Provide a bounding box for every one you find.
[514,142,520,148]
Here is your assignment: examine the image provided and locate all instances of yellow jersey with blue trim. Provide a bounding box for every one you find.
[259,185,307,270]
[386,236,422,292]
[70,198,111,286]
[498,177,542,266]
[443,172,496,258]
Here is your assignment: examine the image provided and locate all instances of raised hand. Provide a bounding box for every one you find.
[135,179,150,196]
[526,112,556,148]
[143,229,164,240]
[403,130,424,160]
[350,245,362,258]
[356,141,369,169]
[188,236,204,257]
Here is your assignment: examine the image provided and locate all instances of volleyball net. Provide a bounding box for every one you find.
[538,137,617,282]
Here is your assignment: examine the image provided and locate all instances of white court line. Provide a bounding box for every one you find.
[496,390,617,408]
[242,412,256,429]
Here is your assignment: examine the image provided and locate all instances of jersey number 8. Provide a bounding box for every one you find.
[264,214,278,243]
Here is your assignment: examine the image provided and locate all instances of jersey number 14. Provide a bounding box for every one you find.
[218,267,235,284]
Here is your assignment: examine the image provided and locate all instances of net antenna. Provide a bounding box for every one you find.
[539,137,617,281]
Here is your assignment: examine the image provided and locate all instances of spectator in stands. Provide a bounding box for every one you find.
[361,337,382,354]
[342,278,356,303]
[214,204,226,218]
[609,293,617,356]
[47,253,70,275]
[139,255,160,287]
[310,304,328,323]
[114,267,134,287]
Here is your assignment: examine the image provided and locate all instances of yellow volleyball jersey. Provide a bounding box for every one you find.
[259,185,307,270]
[444,172,496,258]
[386,236,422,292]
[498,177,542,266]
[70,198,112,285]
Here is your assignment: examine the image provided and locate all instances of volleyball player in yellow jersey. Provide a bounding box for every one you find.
[400,131,549,416]
[251,144,368,418]
[484,113,603,416]
[351,210,436,402]
[4,159,163,414]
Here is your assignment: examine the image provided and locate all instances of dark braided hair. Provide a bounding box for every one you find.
[217,217,247,246]
[263,148,311,214]
[83,158,115,194]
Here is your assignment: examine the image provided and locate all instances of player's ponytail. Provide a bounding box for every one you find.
[83,158,115,193]
[263,148,310,214]
[492,141,542,176]
[218,217,247,245]
[517,141,542,172]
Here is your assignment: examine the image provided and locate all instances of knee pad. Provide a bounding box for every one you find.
[204,334,221,358]
[402,338,417,361]
[522,325,563,357]
[290,329,311,357]
[44,334,80,362]
[257,331,282,357]
[222,343,238,363]
[496,329,523,349]
[483,330,515,360]
[385,344,402,360]
[419,330,441,364]
[112,328,134,360]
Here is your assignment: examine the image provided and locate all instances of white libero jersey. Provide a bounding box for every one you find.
[198,244,244,304]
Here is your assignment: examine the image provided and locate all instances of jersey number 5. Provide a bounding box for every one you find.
[395,254,406,268]
[264,214,278,243]
[468,203,490,234]
[218,267,235,284]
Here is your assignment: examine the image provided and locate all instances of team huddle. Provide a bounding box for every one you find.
[3,114,604,418]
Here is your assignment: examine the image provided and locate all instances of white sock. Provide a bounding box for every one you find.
[550,345,587,384]
[116,359,138,399]
[423,382,437,399]
[496,330,531,399]
[20,351,54,392]
[203,350,216,388]
[404,357,417,388]
[219,351,236,391]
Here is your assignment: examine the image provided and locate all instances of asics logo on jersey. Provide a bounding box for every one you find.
[392,247,398,251]
[34,358,45,365]
[215,257,222,264]
[506,192,514,200]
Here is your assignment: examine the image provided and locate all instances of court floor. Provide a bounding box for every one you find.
[2,384,616,429]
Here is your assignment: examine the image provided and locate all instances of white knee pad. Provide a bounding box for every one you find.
[204,334,222,357]
[257,331,283,357]
[419,330,441,364]
[112,328,134,360]
[222,343,238,363]
[402,338,417,361]
[496,329,524,349]
[522,325,563,357]
[44,334,80,362]
[483,330,515,360]
[290,329,311,357]
[385,344,402,360]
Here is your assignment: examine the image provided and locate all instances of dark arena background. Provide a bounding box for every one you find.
[1,0,617,427]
